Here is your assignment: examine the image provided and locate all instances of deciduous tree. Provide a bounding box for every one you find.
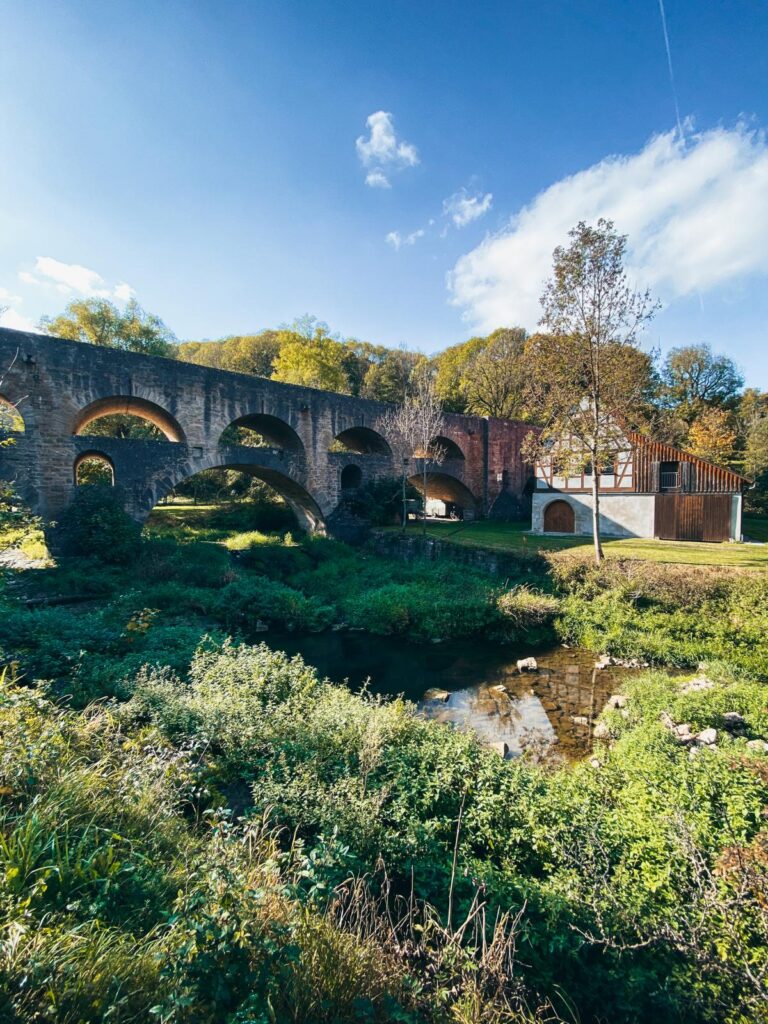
[362,348,421,403]
[41,298,176,357]
[432,335,489,412]
[687,407,738,466]
[522,219,658,565]
[378,373,446,533]
[460,327,528,419]
[177,332,281,377]
[271,320,349,392]
[662,344,743,423]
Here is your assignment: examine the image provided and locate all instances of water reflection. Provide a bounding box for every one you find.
[260,632,633,761]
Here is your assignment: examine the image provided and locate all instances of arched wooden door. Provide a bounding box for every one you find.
[543,499,575,533]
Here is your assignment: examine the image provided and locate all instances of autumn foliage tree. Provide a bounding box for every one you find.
[41,298,176,358]
[687,407,738,466]
[523,219,658,565]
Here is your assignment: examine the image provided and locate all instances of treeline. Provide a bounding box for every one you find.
[39,298,768,499]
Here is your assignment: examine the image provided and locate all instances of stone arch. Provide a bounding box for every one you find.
[220,413,304,452]
[74,397,185,442]
[0,394,24,433]
[543,499,575,534]
[340,464,363,490]
[332,426,391,455]
[408,471,479,516]
[151,462,324,534]
[74,450,115,487]
[430,435,464,460]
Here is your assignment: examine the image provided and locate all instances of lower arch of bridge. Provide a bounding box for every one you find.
[408,471,478,514]
[74,396,185,442]
[156,464,324,533]
[220,414,303,452]
[75,451,115,487]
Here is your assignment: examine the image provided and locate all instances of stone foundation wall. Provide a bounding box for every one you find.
[369,529,546,578]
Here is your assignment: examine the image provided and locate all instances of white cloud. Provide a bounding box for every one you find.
[0,287,22,306]
[113,282,136,303]
[365,170,391,189]
[443,188,493,228]
[0,308,39,332]
[17,257,135,304]
[357,111,419,187]
[34,256,110,297]
[449,123,768,332]
[386,228,425,251]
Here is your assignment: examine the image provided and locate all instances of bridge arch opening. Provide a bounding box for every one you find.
[340,464,363,490]
[331,426,391,455]
[150,464,323,535]
[408,471,478,520]
[75,451,115,487]
[430,435,464,460]
[0,395,24,434]
[220,413,304,452]
[74,397,184,442]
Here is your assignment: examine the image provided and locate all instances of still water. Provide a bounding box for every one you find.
[261,631,633,761]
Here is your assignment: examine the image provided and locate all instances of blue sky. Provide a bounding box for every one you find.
[1,1,767,384]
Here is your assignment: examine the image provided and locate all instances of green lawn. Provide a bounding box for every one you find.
[403,518,768,569]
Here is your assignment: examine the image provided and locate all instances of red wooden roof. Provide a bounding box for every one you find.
[628,431,750,493]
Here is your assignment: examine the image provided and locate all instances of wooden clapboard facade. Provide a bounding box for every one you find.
[533,425,749,543]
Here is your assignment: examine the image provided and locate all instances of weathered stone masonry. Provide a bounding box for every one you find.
[0,327,534,532]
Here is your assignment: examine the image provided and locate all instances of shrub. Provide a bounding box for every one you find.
[340,476,420,526]
[495,585,559,631]
[57,485,141,564]
[214,575,335,633]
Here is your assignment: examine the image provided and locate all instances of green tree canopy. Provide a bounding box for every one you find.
[271,320,350,392]
[41,298,176,357]
[177,331,281,377]
[662,344,744,423]
[460,327,529,419]
[431,335,489,412]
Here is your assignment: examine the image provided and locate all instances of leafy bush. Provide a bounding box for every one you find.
[214,575,335,632]
[57,485,141,564]
[340,475,421,526]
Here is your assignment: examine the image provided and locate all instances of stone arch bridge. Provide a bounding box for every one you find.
[0,327,533,534]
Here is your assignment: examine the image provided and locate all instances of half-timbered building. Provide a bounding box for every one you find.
[532,430,749,542]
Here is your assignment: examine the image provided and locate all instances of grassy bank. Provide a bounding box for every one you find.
[407,518,768,568]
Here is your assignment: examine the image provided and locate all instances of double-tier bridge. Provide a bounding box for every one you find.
[0,327,533,534]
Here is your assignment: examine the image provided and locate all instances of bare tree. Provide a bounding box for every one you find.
[0,348,25,446]
[522,220,658,565]
[378,373,446,534]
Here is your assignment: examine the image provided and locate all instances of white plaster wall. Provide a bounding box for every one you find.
[532,493,656,538]
[732,494,743,541]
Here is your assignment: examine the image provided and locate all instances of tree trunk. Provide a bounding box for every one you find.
[401,471,407,531]
[422,459,428,537]
[591,468,603,565]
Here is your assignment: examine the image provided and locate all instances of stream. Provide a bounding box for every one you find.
[258,631,636,762]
